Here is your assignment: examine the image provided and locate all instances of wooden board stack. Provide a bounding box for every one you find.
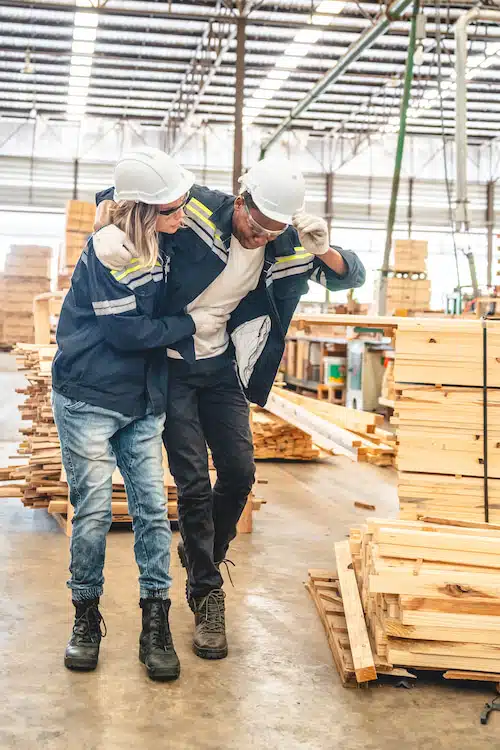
[250,407,320,460]
[385,240,431,314]
[393,318,500,523]
[309,517,500,686]
[266,387,396,466]
[350,518,500,680]
[3,344,263,533]
[0,246,51,346]
[58,200,94,290]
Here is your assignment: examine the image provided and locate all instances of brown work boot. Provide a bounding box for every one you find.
[191,589,228,660]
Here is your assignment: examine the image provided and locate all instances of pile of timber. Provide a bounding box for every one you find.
[266,387,396,466]
[0,246,51,346]
[2,344,180,522]
[393,318,500,522]
[308,517,500,686]
[250,407,320,460]
[2,344,263,532]
[58,200,94,290]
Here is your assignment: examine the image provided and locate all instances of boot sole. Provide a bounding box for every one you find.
[64,656,98,671]
[139,653,181,681]
[193,643,228,660]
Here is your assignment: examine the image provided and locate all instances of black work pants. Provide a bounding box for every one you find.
[164,360,255,598]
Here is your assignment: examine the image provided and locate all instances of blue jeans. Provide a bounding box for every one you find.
[52,391,172,602]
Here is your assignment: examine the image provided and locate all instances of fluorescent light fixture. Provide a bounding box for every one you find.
[423,88,439,99]
[70,55,93,67]
[260,78,284,90]
[388,115,399,125]
[76,0,94,6]
[254,89,274,99]
[72,40,95,55]
[276,56,302,69]
[66,104,86,114]
[243,106,261,117]
[480,54,497,68]
[486,42,500,55]
[69,64,92,78]
[467,55,484,69]
[294,29,321,44]
[73,26,97,42]
[68,97,88,108]
[285,44,309,58]
[250,98,271,109]
[74,11,98,26]
[268,69,290,80]
[316,0,344,13]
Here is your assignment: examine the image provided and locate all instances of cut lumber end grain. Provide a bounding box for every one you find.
[334,540,377,683]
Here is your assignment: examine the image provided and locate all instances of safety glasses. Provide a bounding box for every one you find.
[158,195,189,216]
[243,198,287,239]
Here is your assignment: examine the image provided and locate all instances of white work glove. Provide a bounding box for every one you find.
[93,224,136,270]
[292,209,329,256]
[189,307,230,336]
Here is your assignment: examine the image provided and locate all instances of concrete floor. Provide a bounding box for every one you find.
[0,354,498,750]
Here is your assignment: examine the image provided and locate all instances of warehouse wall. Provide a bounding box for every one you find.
[0,117,496,306]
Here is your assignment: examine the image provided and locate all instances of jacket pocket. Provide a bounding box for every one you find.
[231,315,271,388]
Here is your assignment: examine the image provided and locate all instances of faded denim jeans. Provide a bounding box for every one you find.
[52,391,172,602]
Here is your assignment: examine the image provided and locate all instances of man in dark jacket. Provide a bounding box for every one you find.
[95,155,366,662]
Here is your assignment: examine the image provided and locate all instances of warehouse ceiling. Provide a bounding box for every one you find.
[1,0,500,143]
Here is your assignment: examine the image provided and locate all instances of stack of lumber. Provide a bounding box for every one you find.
[250,407,320,460]
[393,239,428,273]
[309,517,500,686]
[386,240,430,314]
[393,318,500,522]
[266,387,396,466]
[0,246,51,346]
[3,344,263,533]
[58,200,94,290]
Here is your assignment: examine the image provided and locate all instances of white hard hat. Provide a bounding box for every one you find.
[239,156,305,223]
[114,147,195,205]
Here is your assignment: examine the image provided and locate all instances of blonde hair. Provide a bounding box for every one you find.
[108,201,159,269]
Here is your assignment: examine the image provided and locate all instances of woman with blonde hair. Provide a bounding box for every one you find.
[52,148,223,681]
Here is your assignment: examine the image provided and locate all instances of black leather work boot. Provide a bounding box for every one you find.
[139,598,181,681]
[65,599,106,671]
[191,589,228,660]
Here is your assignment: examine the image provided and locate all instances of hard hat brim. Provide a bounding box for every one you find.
[115,168,195,205]
[250,196,296,225]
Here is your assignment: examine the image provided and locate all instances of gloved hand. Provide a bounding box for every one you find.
[292,209,329,256]
[93,224,136,270]
[189,307,230,336]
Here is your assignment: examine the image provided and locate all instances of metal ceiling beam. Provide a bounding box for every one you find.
[0,0,360,32]
[260,0,413,154]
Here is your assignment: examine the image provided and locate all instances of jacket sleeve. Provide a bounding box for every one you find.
[85,240,195,352]
[310,245,366,292]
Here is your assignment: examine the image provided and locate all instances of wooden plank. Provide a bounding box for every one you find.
[369,570,500,600]
[334,540,377,682]
[375,527,500,556]
[384,619,500,645]
[377,542,500,569]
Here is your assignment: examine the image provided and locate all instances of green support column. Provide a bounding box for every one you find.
[377,0,420,315]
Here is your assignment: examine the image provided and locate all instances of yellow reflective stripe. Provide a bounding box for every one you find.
[189,197,213,217]
[112,263,144,281]
[185,203,216,231]
[276,251,313,263]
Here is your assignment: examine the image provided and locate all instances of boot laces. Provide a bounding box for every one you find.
[149,600,173,651]
[217,558,235,588]
[198,590,226,634]
[73,606,107,644]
